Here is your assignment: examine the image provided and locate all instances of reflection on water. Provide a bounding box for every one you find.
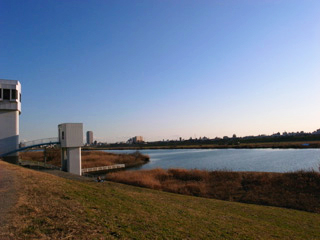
[104,149,320,172]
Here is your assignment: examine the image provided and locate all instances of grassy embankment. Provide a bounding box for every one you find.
[106,168,320,213]
[1,160,320,239]
[20,150,149,169]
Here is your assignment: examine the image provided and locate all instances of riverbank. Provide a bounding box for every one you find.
[105,168,320,213]
[20,150,150,169]
[84,140,320,150]
[1,160,320,239]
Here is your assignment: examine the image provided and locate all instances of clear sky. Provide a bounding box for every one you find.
[1,0,320,143]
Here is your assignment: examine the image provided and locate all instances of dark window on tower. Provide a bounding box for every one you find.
[20,93,21,102]
[0,88,2,98]
[3,89,10,100]
[11,89,17,100]
[62,131,65,140]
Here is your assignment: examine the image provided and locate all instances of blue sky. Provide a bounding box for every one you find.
[1,0,320,142]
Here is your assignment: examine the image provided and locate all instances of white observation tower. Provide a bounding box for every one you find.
[0,79,21,163]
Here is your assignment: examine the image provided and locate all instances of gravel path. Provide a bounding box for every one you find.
[0,163,19,230]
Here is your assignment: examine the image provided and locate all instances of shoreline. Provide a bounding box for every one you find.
[84,142,320,151]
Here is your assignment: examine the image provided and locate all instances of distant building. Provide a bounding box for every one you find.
[134,136,144,143]
[127,136,144,144]
[86,131,93,145]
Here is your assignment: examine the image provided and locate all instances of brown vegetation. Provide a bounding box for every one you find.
[19,150,149,169]
[19,151,44,162]
[81,150,149,168]
[105,168,320,213]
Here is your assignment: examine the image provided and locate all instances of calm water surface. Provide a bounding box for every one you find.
[104,149,320,172]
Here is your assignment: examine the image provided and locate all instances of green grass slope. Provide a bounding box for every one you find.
[1,161,320,239]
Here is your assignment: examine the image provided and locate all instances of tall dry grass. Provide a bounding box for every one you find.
[105,168,320,213]
[81,151,149,168]
[19,150,149,169]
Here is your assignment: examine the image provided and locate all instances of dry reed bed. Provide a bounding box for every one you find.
[105,168,320,213]
[20,150,149,168]
[81,151,149,168]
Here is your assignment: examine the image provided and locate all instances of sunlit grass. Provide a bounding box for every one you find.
[1,161,320,239]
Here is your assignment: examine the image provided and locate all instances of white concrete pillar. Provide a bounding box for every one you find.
[67,147,82,175]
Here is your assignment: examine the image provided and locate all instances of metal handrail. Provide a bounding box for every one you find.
[0,137,60,157]
[82,164,125,173]
[20,137,59,148]
[19,160,61,170]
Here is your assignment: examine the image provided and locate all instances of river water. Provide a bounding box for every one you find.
[104,149,320,172]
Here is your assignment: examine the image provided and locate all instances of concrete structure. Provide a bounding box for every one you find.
[86,131,93,145]
[0,79,21,163]
[58,123,83,175]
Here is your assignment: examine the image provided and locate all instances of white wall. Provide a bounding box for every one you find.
[0,80,21,113]
[59,123,83,148]
[0,80,21,161]
[0,111,19,156]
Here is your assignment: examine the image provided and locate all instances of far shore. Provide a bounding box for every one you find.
[84,140,320,151]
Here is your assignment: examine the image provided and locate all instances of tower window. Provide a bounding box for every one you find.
[11,89,17,100]
[3,89,10,100]
[20,93,21,102]
[0,88,2,98]
[62,131,65,140]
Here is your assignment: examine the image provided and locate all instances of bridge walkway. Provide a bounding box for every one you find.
[0,137,59,157]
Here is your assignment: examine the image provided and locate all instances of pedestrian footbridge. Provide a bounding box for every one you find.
[0,137,60,158]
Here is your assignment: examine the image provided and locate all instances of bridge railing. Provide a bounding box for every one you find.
[19,160,61,170]
[82,164,125,173]
[0,137,60,158]
[20,137,59,148]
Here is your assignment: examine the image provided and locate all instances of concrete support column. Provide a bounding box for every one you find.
[61,148,68,171]
[0,111,19,163]
[67,147,81,175]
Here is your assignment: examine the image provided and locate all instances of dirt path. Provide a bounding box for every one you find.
[0,161,19,233]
